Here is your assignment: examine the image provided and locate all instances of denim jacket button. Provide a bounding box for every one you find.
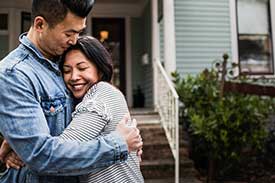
[50,106,55,112]
[120,153,126,160]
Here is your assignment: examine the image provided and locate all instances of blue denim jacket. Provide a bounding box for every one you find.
[0,34,128,183]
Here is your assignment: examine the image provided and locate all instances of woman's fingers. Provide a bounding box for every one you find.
[4,151,24,169]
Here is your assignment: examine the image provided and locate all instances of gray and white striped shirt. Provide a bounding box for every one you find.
[59,81,144,183]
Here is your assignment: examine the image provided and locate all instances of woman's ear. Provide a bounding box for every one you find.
[33,16,47,32]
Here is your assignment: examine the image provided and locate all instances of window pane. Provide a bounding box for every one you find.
[21,12,31,33]
[237,0,273,74]
[239,35,273,73]
[0,35,9,60]
[0,14,8,30]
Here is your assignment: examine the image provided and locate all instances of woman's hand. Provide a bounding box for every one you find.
[137,148,143,162]
[116,116,143,152]
[0,139,24,169]
[0,139,12,162]
[4,151,25,169]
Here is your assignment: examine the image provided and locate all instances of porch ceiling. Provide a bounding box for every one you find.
[93,0,148,17]
[97,0,144,4]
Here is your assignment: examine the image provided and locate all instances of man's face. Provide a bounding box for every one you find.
[38,12,86,59]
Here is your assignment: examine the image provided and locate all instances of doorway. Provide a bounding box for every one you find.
[92,18,126,95]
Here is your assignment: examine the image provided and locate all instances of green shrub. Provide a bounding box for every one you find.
[172,66,275,179]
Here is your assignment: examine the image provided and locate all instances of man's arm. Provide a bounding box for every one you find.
[0,69,142,176]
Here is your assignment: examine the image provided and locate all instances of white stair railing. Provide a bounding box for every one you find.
[154,58,179,183]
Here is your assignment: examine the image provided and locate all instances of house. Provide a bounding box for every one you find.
[0,0,274,182]
[1,0,274,107]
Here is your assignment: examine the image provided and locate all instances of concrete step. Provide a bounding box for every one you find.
[141,158,200,179]
[142,142,172,161]
[141,159,175,179]
[144,178,175,183]
[138,124,166,142]
[145,178,203,183]
[130,108,156,115]
[131,108,160,125]
[132,109,201,182]
[133,114,160,125]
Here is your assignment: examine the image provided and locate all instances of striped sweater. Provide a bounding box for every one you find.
[59,81,144,183]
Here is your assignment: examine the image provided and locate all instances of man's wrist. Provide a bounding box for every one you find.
[109,131,128,162]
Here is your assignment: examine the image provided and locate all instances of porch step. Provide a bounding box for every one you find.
[130,108,160,125]
[145,178,203,183]
[131,109,201,182]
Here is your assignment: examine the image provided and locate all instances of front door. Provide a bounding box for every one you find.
[92,18,126,95]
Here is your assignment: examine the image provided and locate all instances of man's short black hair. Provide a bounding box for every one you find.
[31,0,94,28]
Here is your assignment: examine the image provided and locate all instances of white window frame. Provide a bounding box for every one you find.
[230,0,275,78]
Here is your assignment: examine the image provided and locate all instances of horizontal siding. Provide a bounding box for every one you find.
[175,0,232,76]
[142,3,153,108]
[159,19,164,64]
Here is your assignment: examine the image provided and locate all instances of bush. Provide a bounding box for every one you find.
[172,66,275,180]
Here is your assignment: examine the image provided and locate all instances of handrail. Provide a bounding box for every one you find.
[154,58,179,183]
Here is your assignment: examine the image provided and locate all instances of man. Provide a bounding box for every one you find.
[0,0,142,182]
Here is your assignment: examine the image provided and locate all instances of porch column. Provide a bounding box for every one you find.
[125,16,133,107]
[151,0,159,108]
[163,0,176,75]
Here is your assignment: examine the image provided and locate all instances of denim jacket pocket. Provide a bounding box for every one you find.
[40,96,67,136]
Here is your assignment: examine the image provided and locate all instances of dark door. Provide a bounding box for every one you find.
[92,18,126,95]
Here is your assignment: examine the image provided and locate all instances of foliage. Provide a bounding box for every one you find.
[172,65,275,177]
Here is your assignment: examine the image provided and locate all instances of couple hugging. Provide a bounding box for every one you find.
[0,0,144,182]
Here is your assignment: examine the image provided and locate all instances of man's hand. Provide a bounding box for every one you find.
[116,115,143,152]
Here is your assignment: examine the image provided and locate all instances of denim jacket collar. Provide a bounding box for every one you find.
[19,33,61,76]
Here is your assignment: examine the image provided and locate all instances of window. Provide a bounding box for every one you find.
[0,14,8,30]
[0,13,9,60]
[236,0,274,75]
[21,12,31,33]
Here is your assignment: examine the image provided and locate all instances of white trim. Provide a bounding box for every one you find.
[151,0,159,108]
[125,16,133,107]
[229,0,239,76]
[229,0,238,64]
[163,0,176,75]
[0,7,31,51]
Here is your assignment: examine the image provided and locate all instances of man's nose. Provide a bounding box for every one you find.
[68,34,79,45]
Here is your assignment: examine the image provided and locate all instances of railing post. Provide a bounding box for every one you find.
[154,58,179,183]
[175,98,179,183]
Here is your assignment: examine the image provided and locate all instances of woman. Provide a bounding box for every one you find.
[59,36,144,183]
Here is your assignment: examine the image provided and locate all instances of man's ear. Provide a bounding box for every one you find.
[33,16,47,32]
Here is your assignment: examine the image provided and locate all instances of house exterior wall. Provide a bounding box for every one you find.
[131,2,153,108]
[131,17,145,103]
[174,0,232,76]
[141,2,153,107]
[159,20,164,65]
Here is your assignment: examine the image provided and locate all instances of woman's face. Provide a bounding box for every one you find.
[63,49,100,99]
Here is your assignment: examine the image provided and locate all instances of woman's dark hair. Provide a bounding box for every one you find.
[31,0,94,28]
[61,36,113,82]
